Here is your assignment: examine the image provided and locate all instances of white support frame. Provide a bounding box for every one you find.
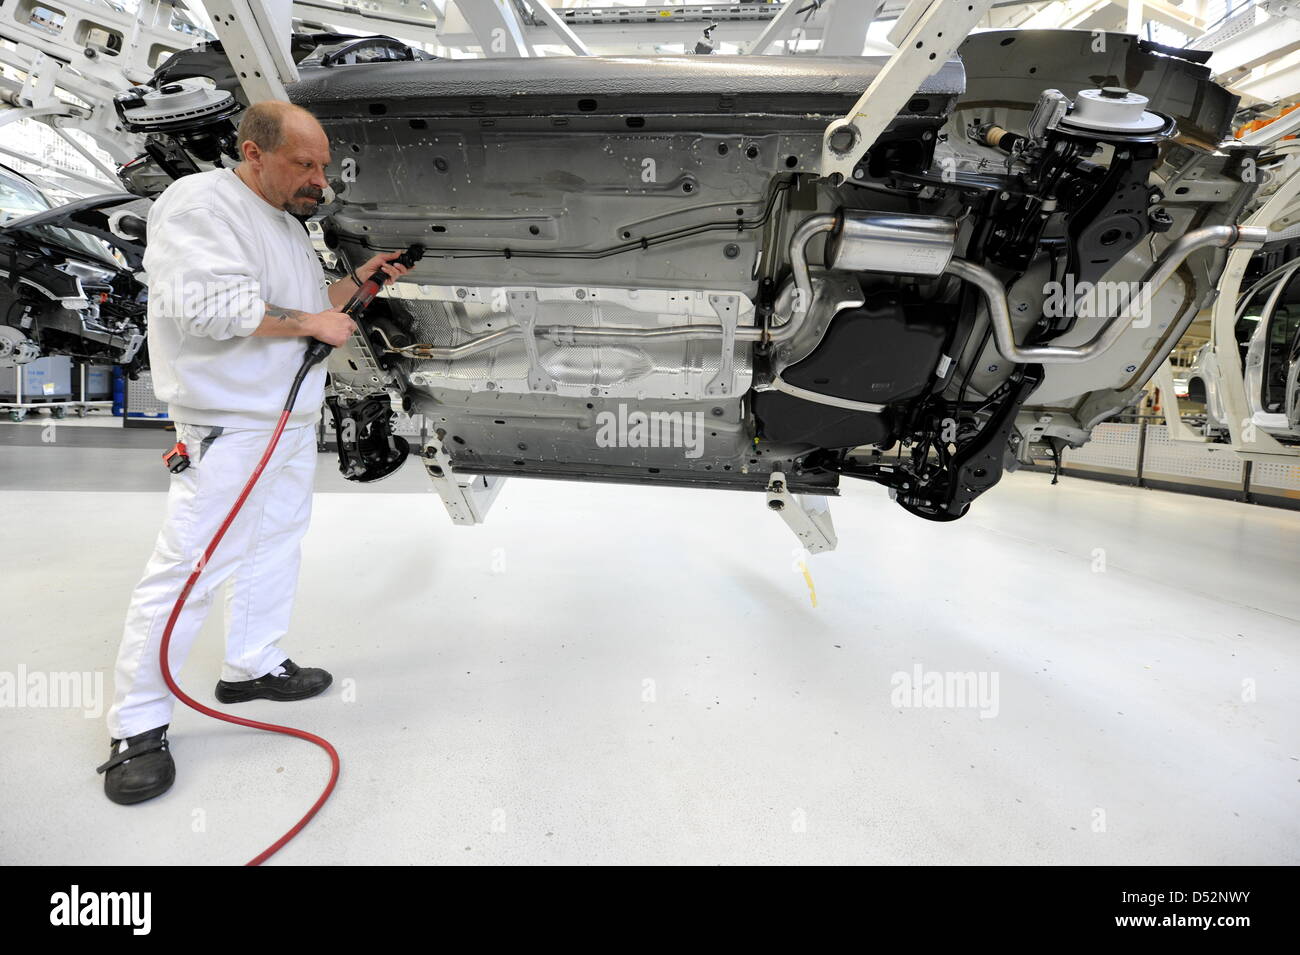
[202,0,299,102]
[0,143,116,191]
[0,0,205,185]
[524,0,591,56]
[0,52,132,189]
[451,0,532,57]
[1238,107,1300,148]
[766,471,838,554]
[0,0,192,86]
[820,0,994,181]
[747,0,822,54]
[291,0,444,48]
[820,0,883,56]
[423,437,508,524]
[1154,358,1211,443]
[1194,0,1300,80]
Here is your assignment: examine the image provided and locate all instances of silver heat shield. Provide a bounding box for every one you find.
[824,212,958,277]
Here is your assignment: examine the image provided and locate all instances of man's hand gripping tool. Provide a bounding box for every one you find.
[302,243,425,367]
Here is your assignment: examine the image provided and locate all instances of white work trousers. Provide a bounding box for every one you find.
[107,421,318,740]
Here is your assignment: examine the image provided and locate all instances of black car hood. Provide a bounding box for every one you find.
[0,193,147,270]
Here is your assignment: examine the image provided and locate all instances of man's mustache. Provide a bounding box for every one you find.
[295,188,323,200]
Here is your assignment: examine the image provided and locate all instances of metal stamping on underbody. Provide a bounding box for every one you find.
[704,293,740,397]
[393,285,755,400]
[506,289,557,393]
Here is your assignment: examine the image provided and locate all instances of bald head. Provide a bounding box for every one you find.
[236,101,325,156]
[234,101,331,216]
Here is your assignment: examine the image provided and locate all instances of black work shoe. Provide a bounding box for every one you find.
[97,724,175,805]
[214,658,332,704]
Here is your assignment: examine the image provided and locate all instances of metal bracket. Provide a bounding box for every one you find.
[766,470,838,553]
[507,289,557,392]
[704,292,739,397]
[18,52,57,110]
[332,313,405,405]
[422,435,508,525]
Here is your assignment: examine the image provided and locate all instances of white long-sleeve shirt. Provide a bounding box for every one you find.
[143,167,332,429]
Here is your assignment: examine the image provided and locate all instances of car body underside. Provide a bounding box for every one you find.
[0,171,150,376]
[117,29,1263,537]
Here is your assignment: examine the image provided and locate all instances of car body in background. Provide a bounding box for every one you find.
[0,163,150,377]
[1185,242,1300,444]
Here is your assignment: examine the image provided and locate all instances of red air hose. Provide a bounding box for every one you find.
[158,406,339,866]
[155,244,424,866]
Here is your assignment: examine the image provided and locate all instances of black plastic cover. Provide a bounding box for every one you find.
[755,290,949,448]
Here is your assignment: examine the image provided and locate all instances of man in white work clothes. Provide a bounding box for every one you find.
[98,101,411,804]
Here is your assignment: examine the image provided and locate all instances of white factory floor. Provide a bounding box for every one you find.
[1,435,1298,865]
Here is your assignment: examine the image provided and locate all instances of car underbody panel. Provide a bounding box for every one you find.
[116,29,1262,526]
[291,52,966,498]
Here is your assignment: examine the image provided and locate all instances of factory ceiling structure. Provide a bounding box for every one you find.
[2,1,1300,197]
